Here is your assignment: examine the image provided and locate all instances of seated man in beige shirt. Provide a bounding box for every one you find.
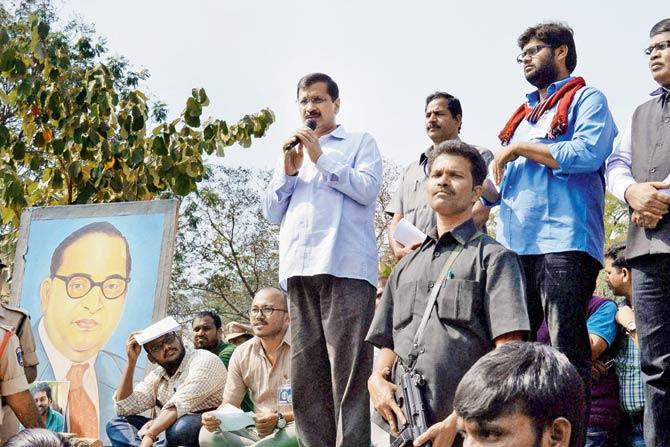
[200,288,297,447]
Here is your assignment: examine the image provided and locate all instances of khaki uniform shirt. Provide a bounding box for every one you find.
[0,326,29,425]
[385,142,493,234]
[115,348,227,418]
[222,334,291,413]
[0,304,38,369]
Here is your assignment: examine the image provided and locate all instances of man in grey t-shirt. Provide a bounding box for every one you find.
[387,92,493,261]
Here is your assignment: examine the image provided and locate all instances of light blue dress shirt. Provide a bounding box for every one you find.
[263,125,382,287]
[492,76,618,263]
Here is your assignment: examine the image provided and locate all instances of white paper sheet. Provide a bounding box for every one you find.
[211,403,256,432]
[134,316,180,345]
[393,218,427,247]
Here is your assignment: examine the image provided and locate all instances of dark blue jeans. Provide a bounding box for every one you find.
[106,414,202,447]
[521,251,599,445]
[630,253,670,447]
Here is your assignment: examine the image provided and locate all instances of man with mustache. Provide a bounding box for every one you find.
[263,72,382,446]
[191,311,253,412]
[606,18,670,446]
[487,22,617,414]
[106,323,227,447]
[32,382,65,433]
[387,92,493,261]
[367,141,529,444]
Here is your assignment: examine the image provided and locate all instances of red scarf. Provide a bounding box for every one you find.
[498,77,586,146]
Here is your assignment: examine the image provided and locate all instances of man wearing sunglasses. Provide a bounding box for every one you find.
[606,18,670,446]
[34,222,137,443]
[200,288,297,447]
[486,23,617,430]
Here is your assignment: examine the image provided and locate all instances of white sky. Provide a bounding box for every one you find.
[58,0,666,169]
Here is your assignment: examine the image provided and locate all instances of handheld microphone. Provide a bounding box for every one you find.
[284,119,317,151]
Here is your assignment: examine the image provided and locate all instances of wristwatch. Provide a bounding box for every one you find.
[276,412,287,429]
[626,320,637,333]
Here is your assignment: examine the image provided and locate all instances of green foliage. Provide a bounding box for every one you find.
[169,166,278,323]
[0,4,274,262]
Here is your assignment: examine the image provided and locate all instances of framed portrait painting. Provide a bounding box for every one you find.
[10,200,179,443]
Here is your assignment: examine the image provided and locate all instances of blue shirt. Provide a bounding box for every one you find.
[263,125,383,287]
[45,407,65,432]
[587,300,618,347]
[493,76,618,262]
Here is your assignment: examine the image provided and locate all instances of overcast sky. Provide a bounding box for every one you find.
[58,0,666,169]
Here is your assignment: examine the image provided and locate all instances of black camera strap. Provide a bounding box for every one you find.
[406,231,482,370]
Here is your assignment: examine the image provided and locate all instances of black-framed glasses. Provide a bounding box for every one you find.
[146,332,178,355]
[516,44,553,63]
[645,41,670,56]
[53,273,130,299]
[249,307,288,317]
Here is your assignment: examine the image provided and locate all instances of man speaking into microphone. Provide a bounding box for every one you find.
[263,72,383,446]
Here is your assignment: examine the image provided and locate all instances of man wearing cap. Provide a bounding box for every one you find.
[106,320,227,447]
[0,259,40,441]
[225,322,254,347]
[0,325,43,444]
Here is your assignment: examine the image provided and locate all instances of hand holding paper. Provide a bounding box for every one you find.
[393,218,427,247]
[210,403,255,432]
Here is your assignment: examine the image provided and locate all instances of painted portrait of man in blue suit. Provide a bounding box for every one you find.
[33,222,143,444]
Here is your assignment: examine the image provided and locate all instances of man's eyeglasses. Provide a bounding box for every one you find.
[53,273,130,299]
[146,332,178,355]
[516,44,553,63]
[298,96,329,106]
[249,307,288,317]
[645,41,670,56]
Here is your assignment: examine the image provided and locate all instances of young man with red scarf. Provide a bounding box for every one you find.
[483,22,617,424]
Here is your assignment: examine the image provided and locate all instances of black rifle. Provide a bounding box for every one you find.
[391,370,432,447]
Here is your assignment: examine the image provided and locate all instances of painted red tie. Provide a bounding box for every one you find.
[66,363,99,438]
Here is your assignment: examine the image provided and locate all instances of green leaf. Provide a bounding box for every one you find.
[152,136,167,155]
[184,113,200,128]
[37,21,50,39]
[131,147,144,165]
[51,170,63,189]
[110,174,123,192]
[67,161,81,179]
[0,125,9,147]
[12,142,26,160]
[52,139,65,155]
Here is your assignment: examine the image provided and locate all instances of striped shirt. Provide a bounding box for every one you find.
[615,332,645,414]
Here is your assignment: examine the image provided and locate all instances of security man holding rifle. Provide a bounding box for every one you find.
[366,141,529,446]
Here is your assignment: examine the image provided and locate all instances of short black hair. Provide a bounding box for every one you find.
[296,73,339,100]
[426,140,487,187]
[32,382,53,401]
[425,92,463,132]
[650,19,670,37]
[192,311,222,329]
[605,243,628,270]
[454,342,585,447]
[4,429,71,447]
[518,22,577,73]
[50,222,132,277]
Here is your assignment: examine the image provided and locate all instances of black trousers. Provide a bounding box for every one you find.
[521,251,600,445]
[629,253,670,447]
[287,275,375,447]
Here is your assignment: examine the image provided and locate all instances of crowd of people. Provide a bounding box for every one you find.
[1,16,669,447]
